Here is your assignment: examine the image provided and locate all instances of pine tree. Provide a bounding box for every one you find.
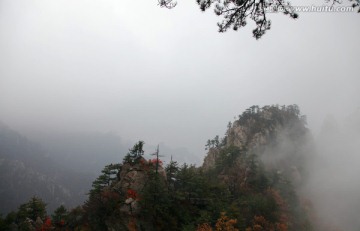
[90,163,121,194]
[52,205,68,228]
[124,141,145,164]
[17,196,47,221]
[165,156,179,191]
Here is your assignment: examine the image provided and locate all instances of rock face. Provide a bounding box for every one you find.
[202,105,313,185]
[226,121,252,148]
[84,152,169,230]
[117,159,149,194]
[225,119,269,150]
[114,157,148,215]
[202,148,220,171]
[202,111,269,170]
[202,110,273,170]
[112,157,166,216]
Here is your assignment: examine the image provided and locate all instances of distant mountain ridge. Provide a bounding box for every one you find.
[24,130,129,175]
[0,123,92,214]
[0,123,196,215]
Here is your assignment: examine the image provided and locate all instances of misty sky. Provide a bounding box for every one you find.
[1,0,359,160]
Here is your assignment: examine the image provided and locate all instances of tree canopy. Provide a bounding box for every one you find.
[159,0,359,39]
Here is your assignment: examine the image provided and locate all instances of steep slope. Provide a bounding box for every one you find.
[2,105,318,231]
[23,131,129,175]
[0,123,92,214]
[203,105,313,184]
[202,105,316,230]
[59,105,316,231]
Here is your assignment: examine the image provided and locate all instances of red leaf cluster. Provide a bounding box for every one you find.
[149,158,163,166]
[127,189,137,199]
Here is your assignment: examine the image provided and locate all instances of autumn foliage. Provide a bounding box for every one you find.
[2,114,317,231]
[246,215,288,231]
[197,212,239,231]
[197,223,213,231]
[127,189,138,199]
[150,158,163,166]
[38,217,52,231]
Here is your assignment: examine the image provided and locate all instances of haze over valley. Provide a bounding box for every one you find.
[0,0,359,230]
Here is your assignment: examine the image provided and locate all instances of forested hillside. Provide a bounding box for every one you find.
[1,105,342,231]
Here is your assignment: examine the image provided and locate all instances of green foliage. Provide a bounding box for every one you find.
[85,164,123,231]
[140,171,174,230]
[66,206,85,230]
[82,161,124,230]
[17,196,47,221]
[0,197,49,231]
[215,146,243,171]
[0,214,7,231]
[52,205,68,227]
[2,107,314,231]
[235,105,304,133]
[165,157,179,191]
[123,140,145,164]
[90,163,121,195]
[128,132,309,230]
[205,135,221,150]
[0,212,17,231]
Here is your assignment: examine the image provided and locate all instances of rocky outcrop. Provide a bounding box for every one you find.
[116,158,149,195]
[202,148,220,171]
[202,105,312,183]
[226,120,270,149]
[202,119,272,170]
[112,157,166,216]
[114,158,148,215]
[87,156,169,230]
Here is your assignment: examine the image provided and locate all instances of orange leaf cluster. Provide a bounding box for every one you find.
[197,212,239,231]
[246,216,288,231]
[215,212,239,231]
[197,223,213,231]
[267,189,289,225]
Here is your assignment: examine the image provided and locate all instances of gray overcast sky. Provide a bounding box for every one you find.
[0,0,359,161]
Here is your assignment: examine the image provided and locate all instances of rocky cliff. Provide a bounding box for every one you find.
[202,105,313,186]
[84,151,168,230]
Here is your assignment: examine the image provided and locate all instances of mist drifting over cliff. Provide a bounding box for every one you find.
[304,111,360,231]
[1,0,359,229]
